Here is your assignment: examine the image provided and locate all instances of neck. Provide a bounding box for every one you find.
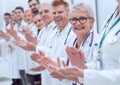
[59,20,69,32]
[76,33,88,48]
[17,19,22,24]
[118,5,120,15]
[45,20,52,27]
[76,36,84,48]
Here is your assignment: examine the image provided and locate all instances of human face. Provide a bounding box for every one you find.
[117,0,120,3]
[10,20,16,27]
[33,15,44,29]
[29,0,39,14]
[11,12,16,21]
[24,10,33,24]
[69,10,94,37]
[4,15,11,23]
[39,5,53,26]
[15,9,24,21]
[52,5,69,28]
[117,0,120,8]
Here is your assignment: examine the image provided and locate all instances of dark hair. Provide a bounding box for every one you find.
[12,10,15,13]
[4,13,11,16]
[15,6,24,13]
[52,0,69,10]
[28,0,40,4]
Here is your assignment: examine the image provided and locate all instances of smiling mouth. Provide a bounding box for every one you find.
[54,18,61,21]
[75,26,84,30]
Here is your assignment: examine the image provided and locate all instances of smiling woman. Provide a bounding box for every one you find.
[69,3,95,49]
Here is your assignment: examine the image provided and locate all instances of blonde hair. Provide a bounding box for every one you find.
[52,0,69,11]
[24,9,33,22]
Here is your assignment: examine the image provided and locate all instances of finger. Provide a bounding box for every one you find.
[41,59,49,66]
[41,61,49,68]
[48,64,58,73]
[62,60,67,67]
[30,67,41,71]
[57,57,61,67]
[79,50,84,57]
[51,73,63,80]
[39,51,45,56]
[42,57,56,65]
[71,46,79,54]
[41,62,54,72]
[30,53,40,61]
[66,46,72,58]
[30,65,44,71]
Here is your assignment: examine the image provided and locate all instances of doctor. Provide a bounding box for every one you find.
[47,0,120,85]
[68,2,97,64]
[7,7,28,85]
[36,2,98,85]
[30,0,76,85]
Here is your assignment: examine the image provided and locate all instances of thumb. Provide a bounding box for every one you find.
[62,60,67,67]
[57,57,61,67]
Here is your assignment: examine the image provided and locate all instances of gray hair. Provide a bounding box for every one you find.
[39,3,52,9]
[70,2,94,18]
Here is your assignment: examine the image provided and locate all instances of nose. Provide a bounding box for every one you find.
[31,6,35,9]
[42,12,45,16]
[75,20,82,25]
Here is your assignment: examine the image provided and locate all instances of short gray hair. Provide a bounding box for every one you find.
[39,3,52,9]
[70,2,94,18]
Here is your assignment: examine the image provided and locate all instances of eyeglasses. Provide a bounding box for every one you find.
[69,17,92,25]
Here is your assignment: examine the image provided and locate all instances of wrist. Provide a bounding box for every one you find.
[78,68,84,77]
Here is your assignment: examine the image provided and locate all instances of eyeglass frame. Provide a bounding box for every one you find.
[69,16,93,25]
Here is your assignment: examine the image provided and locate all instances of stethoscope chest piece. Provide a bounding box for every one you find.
[108,36,118,43]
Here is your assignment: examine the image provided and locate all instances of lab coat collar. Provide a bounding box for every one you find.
[57,22,71,35]
[45,21,57,30]
[28,23,35,29]
[80,29,94,48]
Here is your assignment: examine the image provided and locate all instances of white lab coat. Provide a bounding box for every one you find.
[50,23,76,85]
[36,21,58,85]
[7,20,27,78]
[71,29,98,85]
[82,8,120,85]
[28,23,38,36]
[36,23,76,85]
[0,23,10,60]
[0,24,11,78]
[14,20,27,70]
[24,23,39,75]
[80,29,98,63]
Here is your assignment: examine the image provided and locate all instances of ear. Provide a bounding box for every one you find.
[90,18,95,26]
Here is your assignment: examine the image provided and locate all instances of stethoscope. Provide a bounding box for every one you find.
[108,28,120,43]
[66,31,94,66]
[66,31,94,85]
[64,28,72,45]
[104,7,120,37]
[97,7,120,69]
[100,7,120,46]
[50,27,71,49]
[104,6,118,28]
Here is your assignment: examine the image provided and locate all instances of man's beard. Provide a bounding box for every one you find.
[32,9,39,15]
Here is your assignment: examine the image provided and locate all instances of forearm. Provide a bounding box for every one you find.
[83,69,120,85]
